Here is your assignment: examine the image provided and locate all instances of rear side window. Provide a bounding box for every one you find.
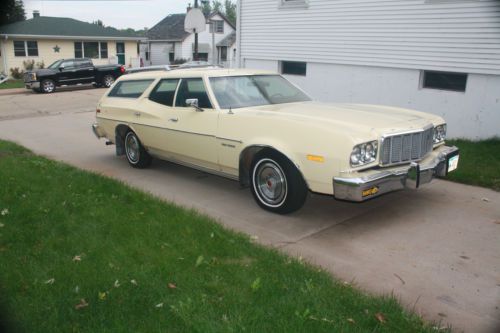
[108,79,154,98]
[149,79,179,106]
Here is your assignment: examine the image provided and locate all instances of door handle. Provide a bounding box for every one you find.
[168,118,178,122]
[134,112,141,117]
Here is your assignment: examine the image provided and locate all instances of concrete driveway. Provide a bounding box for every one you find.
[0,88,499,333]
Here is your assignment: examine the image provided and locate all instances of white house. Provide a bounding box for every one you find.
[236,0,500,139]
[143,11,236,67]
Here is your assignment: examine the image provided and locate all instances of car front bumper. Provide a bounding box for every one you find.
[333,145,459,202]
[25,81,40,89]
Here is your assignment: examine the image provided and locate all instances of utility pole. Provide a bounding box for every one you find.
[194,0,199,61]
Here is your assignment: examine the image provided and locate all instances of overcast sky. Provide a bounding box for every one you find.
[23,0,191,30]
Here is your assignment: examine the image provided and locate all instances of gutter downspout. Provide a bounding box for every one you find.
[236,0,242,68]
[1,36,8,77]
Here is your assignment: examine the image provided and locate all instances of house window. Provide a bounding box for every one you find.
[422,70,467,92]
[74,41,108,59]
[13,40,38,57]
[193,53,209,61]
[145,51,150,61]
[169,52,175,62]
[280,61,307,76]
[210,20,224,33]
[100,42,108,58]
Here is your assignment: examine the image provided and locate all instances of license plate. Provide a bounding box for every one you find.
[448,155,459,172]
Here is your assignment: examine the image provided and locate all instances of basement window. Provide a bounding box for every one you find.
[421,70,467,92]
[280,61,307,76]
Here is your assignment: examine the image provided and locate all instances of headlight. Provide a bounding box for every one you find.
[350,140,378,167]
[433,124,446,144]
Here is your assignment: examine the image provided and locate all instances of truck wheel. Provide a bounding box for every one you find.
[102,75,115,88]
[41,79,56,93]
[250,151,307,214]
[124,131,152,168]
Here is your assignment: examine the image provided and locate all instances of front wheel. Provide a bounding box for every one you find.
[102,75,115,88]
[41,79,56,93]
[250,151,308,214]
[124,131,152,168]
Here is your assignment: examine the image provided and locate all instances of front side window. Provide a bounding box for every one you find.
[108,79,154,98]
[210,75,311,109]
[149,79,179,106]
[175,78,212,109]
[61,60,75,69]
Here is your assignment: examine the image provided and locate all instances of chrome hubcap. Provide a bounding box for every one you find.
[104,76,114,87]
[43,81,54,92]
[254,160,287,206]
[125,134,140,163]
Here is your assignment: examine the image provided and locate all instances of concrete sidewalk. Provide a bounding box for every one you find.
[0,91,499,332]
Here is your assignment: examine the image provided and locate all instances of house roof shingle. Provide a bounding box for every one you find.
[146,13,190,41]
[0,16,142,39]
[147,11,236,41]
[217,31,236,47]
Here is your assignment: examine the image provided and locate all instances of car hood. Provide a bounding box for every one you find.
[243,101,443,138]
[28,68,57,76]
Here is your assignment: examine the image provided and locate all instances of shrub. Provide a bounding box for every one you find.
[10,67,24,80]
[23,59,35,71]
[172,58,188,65]
[36,60,45,69]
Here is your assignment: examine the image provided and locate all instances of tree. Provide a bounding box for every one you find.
[212,0,223,13]
[201,1,212,16]
[224,0,236,25]
[0,0,26,26]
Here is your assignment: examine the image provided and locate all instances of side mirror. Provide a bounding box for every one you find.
[59,65,65,71]
[186,98,203,112]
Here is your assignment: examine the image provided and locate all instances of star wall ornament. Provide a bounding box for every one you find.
[53,45,60,53]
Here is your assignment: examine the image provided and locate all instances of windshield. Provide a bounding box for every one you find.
[48,60,63,69]
[209,75,311,109]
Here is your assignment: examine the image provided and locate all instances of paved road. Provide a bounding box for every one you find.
[0,88,499,333]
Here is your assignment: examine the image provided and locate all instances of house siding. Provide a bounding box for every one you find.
[2,39,138,74]
[240,0,500,75]
[240,0,500,139]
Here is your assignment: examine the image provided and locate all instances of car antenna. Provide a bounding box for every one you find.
[228,106,234,114]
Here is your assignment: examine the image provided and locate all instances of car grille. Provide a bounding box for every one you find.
[380,127,434,166]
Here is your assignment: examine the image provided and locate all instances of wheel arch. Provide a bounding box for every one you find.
[238,144,309,190]
[114,123,138,156]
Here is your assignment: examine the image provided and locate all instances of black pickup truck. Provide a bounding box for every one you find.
[24,58,125,93]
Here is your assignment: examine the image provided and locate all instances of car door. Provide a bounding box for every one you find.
[74,59,95,83]
[58,60,76,84]
[138,77,219,170]
[168,77,219,169]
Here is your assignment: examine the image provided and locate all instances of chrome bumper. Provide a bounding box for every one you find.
[25,81,40,89]
[92,122,105,139]
[333,145,459,202]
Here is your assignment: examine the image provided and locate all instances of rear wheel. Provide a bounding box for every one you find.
[41,79,55,93]
[124,131,152,168]
[250,151,307,214]
[102,75,115,88]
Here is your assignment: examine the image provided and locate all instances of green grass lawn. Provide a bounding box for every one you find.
[0,80,24,90]
[0,140,439,333]
[446,138,500,191]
